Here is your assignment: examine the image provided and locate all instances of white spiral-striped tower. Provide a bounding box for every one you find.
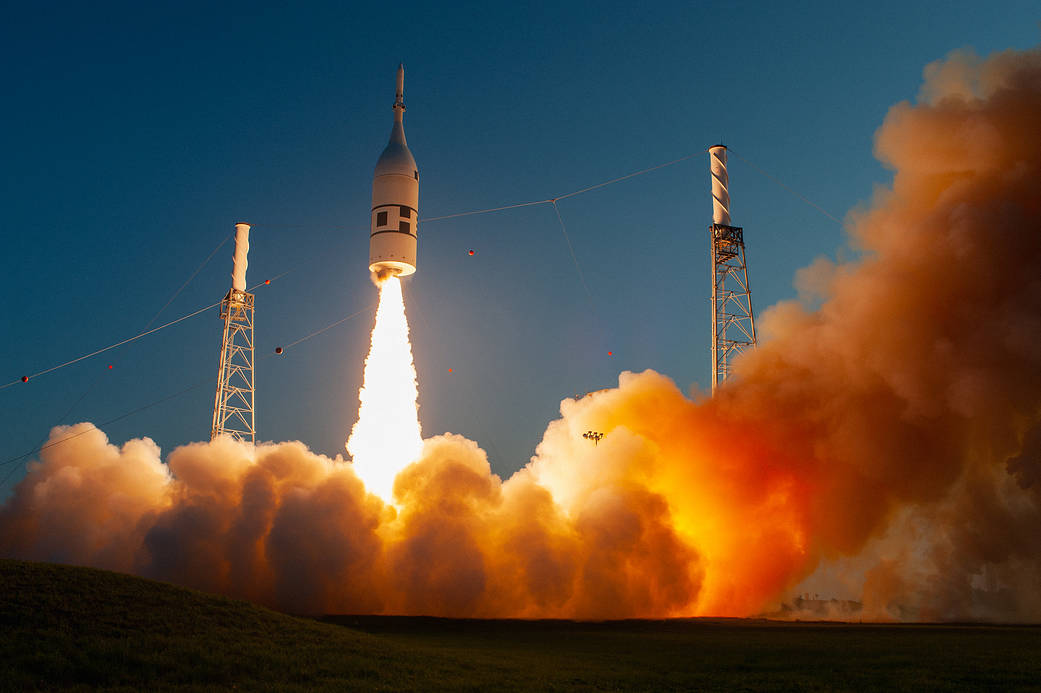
[709,146,756,393]
[710,146,731,226]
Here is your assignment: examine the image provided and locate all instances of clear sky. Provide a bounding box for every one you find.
[1,1,1038,492]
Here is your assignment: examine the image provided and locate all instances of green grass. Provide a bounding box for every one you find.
[328,616,1041,691]
[3,559,1040,691]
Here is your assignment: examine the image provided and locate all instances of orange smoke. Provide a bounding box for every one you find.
[2,46,1041,620]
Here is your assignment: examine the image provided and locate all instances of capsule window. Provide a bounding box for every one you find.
[376,211,388,226]
[399,221,410,233]
[399,206,410,219]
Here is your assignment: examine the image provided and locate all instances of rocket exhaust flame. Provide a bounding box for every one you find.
[347,276,422,502]
[2,47,1041,621]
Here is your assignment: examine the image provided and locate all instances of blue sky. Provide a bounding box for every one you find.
[2,1,1038,490]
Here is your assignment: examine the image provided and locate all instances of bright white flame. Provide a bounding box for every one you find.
[347,276,422,501]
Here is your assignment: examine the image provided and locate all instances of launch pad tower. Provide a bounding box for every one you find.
[211,223,256,443]
[709,146,757,393]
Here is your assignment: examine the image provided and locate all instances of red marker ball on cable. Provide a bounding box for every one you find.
[468,250,475,256]
[265,279,271,285]
[608,351,613,356]
[108,365,113,369]
[275,347,283,355]
[21,376,29,383]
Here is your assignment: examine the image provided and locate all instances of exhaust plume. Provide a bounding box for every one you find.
[346,276,423,501]
[2,46,1041,620]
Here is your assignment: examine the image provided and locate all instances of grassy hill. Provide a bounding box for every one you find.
[0,559,468,692]
[3,559,1040,691]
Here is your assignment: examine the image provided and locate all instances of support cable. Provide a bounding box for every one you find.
[1,277,283,391]
[0,369,110,488]
[143,232,233,331]
[420,151,708,224]
[0,377,213,475]
[421,148,839,231]
[550,200,595,311]
[554,152,704,202]
[0,145,844,482]
[420,200,552,223]
[280,304,376,350]
[726,148,844,226]
[0,298,368,482]
[2,146,839,391]
[2,233,239,486]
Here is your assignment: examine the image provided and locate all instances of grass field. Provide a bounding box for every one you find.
[3,559,1039,691]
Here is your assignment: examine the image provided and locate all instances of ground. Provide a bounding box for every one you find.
[2,559,1039,691]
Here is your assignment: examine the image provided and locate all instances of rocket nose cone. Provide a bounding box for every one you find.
[375,132,417,177]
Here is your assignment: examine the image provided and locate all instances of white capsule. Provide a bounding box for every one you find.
[369,64,418,278]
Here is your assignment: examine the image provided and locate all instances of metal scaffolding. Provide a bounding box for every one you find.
[710,223,756,392]
[709,145,757,393]
[211,287,255,442]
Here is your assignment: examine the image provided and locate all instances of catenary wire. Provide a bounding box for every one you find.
[0,369,111,488]
[726,148,844,226]
[1,233,240,487]
[420,200,553,223]
[142,232,233,331]
[0,377,213,474]
[1,142,843,462]
[3,146,836,392]
[0,277,283,391]
[280,304,376,350]
[0,297,375,479]
[550,200,595,310]
[420,147,840,230]
[0,143,845,490]
[419,150,709,224]
[554,151,705,201]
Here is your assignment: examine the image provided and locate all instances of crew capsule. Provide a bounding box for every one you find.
[369,64,418,278]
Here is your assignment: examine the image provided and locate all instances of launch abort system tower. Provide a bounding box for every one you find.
[709,145,757,393]
[211,222,256,443]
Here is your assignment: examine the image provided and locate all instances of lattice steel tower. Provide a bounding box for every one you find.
[709,146,757,393]
[211,222,256,443]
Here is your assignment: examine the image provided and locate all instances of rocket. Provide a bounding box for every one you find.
[369,64,418,278]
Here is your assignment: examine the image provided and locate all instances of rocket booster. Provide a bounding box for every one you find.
[369,64,418,277]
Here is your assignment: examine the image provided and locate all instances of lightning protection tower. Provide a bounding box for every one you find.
[709,146,757,394]
[211,222,256,443]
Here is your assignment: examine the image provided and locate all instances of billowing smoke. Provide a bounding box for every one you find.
[0,422,700,617]
[2,46,1040,620]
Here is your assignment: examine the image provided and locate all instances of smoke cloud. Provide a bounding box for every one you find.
[3,46,1041,620]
